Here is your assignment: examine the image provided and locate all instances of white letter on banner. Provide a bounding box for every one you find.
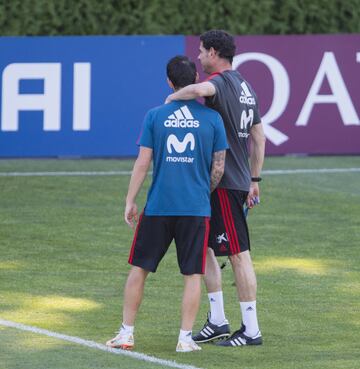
[73,63,91,131]
[296,52,360,126]
[1,63,61,131]
[233,53,290,146]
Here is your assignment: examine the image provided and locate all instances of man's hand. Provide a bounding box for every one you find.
[248,123,265,209]
[124,202,138,228]
[247,182,260,209]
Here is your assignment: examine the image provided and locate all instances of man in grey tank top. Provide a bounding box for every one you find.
[166,30,266,347]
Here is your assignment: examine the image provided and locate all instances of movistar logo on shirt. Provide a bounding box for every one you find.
[238,109,254,138]
[164,105,200,128]
[167,133,195,154]
[166,133,195,164]
[239,82,256,105]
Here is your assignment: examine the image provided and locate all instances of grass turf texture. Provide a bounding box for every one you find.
[0,156,359,369]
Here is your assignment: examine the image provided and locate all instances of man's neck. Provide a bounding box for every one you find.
[208,60,232,75]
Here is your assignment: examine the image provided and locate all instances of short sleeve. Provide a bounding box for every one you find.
[138,110,154,148]
[206,76,224,106]
[213,114,229,152]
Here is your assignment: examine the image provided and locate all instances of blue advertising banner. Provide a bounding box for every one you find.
[0,36,184,157]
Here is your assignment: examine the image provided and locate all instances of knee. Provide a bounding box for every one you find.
[184,274,202,288]
[128,266,148,286]
[229,251,251,268]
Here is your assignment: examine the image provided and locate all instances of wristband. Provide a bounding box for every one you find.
[251,177,262,182]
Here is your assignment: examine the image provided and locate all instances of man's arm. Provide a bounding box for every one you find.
[247,123,266,207]
[125,146,152,227]
[165,81,216,103]
[210,150,226,192]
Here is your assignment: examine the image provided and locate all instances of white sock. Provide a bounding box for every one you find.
[208,291,226,325]
[120,323,134,334]
[240,301,259,337]
[179,329,192,343]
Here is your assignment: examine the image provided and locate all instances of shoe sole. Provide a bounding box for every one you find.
[193,333,230,343]
[247,337,263,345]
[176,347,202,352]
[107,344,134,350]
[216,337,263,347]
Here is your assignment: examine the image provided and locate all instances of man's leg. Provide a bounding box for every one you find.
[192,247,230,343]
[176,273,202,352]
[203,247,227,325]
[201,190,229,326]
[123,265,149,325]
[229,251,256,301]
[106,265,149,349]
[204,247,222,292]
[216,251,262,346]
[181,274,202,331]
[229,250,260,337]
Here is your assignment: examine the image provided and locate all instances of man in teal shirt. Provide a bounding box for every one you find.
[106,55,228,352]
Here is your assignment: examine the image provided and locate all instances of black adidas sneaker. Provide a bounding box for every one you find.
[192,315,230,343]
[216,323,262,347]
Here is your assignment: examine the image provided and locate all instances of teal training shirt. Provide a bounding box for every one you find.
[139,99,228,216]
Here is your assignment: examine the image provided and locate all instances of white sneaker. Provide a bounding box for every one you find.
[176,339,202,352]
[106,331,134,350]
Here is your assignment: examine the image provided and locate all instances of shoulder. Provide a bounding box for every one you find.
[206,72,222,82]
[233,72,256,93]
[222,70,248,84]
[226,70,241,78]
[144,106,157,119]
[207,73,224,86]
[207,71,237,93]
[145,102,176,119]
[146,103,166,115]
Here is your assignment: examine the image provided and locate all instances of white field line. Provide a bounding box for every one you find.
[263,167,360,175]
[0,319,204,369]
[0,167,359,177]
[0,170,133,176]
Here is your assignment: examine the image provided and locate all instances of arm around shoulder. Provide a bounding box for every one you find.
[195,81,216,97]
[165,82,216,103]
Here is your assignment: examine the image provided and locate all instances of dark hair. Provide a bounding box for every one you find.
[166,55,197,89]
[200,30,236,63]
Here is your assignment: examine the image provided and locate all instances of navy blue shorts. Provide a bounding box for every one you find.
[208,189,250,256]
[128,214,210,275]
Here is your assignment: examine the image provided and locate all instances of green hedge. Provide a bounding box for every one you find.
[0,0,359,36]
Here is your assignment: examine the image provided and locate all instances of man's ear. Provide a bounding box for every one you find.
[195,72,199,83]
[209,47,217,57]
[167,78,175,90]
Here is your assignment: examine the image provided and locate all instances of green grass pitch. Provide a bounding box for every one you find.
[0,156,359,369]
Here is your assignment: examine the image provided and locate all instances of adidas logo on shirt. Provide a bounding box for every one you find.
[164,105,200,128]
[239,81,256,105]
